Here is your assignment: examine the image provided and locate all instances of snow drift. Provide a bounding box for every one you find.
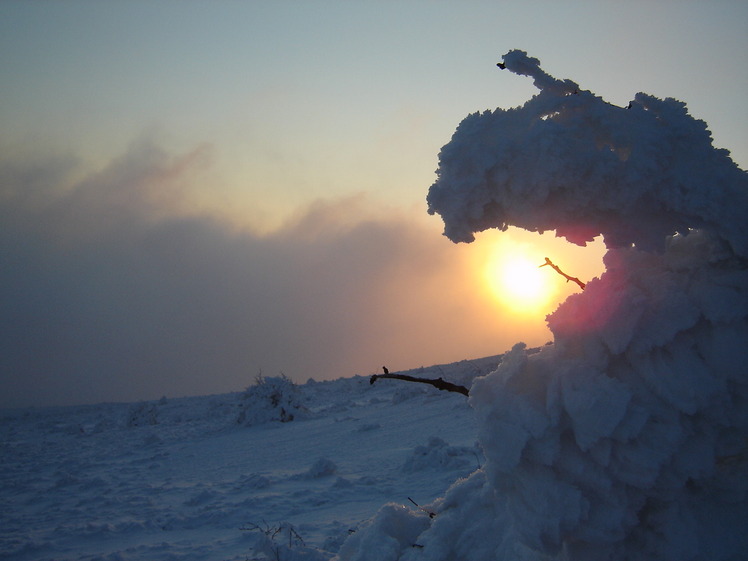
[337,51,748,560]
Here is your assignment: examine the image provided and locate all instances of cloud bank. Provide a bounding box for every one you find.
[1,138,543,408]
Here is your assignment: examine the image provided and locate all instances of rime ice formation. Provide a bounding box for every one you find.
[337,51,748,561]
[427,51,748,258]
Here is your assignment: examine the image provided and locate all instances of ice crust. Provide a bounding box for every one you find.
[337,51,748,561]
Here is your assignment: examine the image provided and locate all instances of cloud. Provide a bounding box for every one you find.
[1,139,543,408]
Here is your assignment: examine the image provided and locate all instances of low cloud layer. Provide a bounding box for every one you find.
[1,139,541,408]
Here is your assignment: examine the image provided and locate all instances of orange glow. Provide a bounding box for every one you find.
[484,247,557,315]
[474,228,606,319]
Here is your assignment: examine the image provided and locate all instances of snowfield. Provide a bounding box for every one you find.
[1,358,500,561]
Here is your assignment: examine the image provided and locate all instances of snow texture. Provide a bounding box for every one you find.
[427,51,748,259]
[0,358,498,561]
[343,51,748,560]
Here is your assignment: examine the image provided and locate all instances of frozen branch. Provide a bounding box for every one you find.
[539,257,586,290]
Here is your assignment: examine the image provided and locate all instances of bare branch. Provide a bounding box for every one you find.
[408,497,436,518]
[539,257,586,290]
[370,373,469,396]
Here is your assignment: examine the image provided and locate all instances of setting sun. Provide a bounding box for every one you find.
[485,252,556,314]
[472,229,575,316]
[472,228,605,320]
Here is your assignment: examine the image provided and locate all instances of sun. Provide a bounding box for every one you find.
[484,251,556,315]
[473,227,603,317]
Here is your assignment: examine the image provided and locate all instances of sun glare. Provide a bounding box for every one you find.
[484,248,557,315]
[473,228,605,319]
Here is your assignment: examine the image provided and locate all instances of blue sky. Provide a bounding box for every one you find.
[1,1,746,407]
[3,1,745,223]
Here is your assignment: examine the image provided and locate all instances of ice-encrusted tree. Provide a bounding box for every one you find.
[336,51,748,561]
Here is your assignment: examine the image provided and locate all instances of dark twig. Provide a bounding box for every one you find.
[539,257,586,290]
[370,373,469,396]
[408,497,436,518]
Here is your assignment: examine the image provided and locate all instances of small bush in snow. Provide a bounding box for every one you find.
[237,374,308,426]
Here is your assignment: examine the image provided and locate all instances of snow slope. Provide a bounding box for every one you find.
[0,357,500,561]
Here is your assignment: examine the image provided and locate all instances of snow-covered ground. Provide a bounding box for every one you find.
[0,357,501,561]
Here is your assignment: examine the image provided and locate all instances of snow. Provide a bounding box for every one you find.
[0,359,499,561]
[4,50,748,561]
[427,53,748,259]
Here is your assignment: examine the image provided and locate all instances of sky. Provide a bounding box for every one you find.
[1,0,746,408]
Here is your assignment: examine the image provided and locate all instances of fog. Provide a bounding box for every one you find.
[0,138,572,408]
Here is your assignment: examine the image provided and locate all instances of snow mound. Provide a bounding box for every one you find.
[336,504,432,561]
[401,436,479,474]
[339,51,748,560]
[305,457,338,479]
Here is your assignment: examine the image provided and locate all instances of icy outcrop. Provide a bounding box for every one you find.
[338,51,748,561]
